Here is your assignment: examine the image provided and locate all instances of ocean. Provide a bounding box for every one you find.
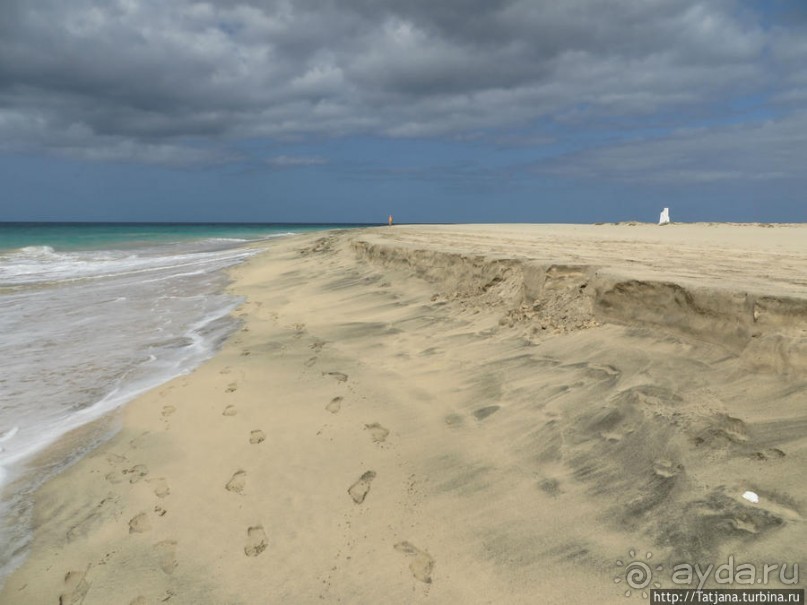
[0,222,366,584]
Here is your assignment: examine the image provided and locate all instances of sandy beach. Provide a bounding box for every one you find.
[2,223,806,604]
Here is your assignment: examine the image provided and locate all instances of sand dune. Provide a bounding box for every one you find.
[1,224,805,604]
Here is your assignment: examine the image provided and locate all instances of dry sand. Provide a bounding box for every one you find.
[1,223,806,604]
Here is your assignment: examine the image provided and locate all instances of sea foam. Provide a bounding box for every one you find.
[0,234,273,585]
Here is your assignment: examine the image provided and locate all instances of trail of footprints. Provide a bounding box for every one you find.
[218,375,269,556]
[101,341,432,594]
[319,374,434,585]
[212,370,273,561]
[119,458,177,576]
[216,359,434,584]
[59,370,273,599]
[65,439,179,602]
[226,274,434,585]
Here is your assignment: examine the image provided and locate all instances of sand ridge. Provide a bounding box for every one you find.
[1,224,805,604]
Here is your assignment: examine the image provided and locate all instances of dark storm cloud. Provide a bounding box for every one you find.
[0,0,797,177]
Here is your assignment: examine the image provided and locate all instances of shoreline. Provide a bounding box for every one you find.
[0,229,267,542]
[0,239,251,588]
[2,224,806,604]
[0,409,123,588]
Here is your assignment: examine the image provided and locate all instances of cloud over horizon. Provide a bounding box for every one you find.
[0,0,806,199]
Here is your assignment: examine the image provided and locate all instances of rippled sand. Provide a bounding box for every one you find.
[3,223,805,604]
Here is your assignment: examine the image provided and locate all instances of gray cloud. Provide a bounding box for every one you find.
[771,21,807,107]
[0,0,798,177]
[540,111,807,183]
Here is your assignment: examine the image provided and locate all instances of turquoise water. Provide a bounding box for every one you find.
[0,222,372,252]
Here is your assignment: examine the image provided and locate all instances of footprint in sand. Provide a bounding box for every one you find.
[348,471,376,504]
[324,371,348,383]
[249,430,266,445]
[129,432,151,449]
[161,405,176,417]
[59,569,90,605]
[364,423,390,443]
[222,405,237,416]
[538,477,562,497]
[304,356,318,367]
[154,540,178,574]
[105,471,123,484]
[473,405,500,421]
[106,453,127,465]
[121,464,149,484]
[244,526,268,557]
[129,597,148,605]
[394,541,435,583]
[753,448,786,461]
[653,459,683,478]
[129,512,151,534]
[226,382,238,393]
[147,477,171,498]
[325,397,343,414]
[226,470,247,494]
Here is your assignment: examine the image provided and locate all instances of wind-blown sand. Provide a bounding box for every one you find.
[2,223,806,604]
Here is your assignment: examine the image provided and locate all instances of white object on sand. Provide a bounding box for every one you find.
[659,208,670,225]
[742,490,759,504]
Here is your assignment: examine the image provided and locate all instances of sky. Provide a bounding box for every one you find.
[1,0,806,224]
